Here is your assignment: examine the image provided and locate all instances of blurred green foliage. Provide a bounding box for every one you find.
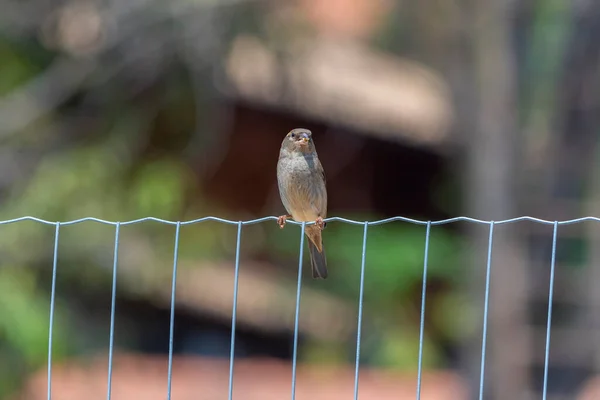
[0,120,227,396]
[268,216,470,370]
[0,40,50,95]
[0,267,70,395]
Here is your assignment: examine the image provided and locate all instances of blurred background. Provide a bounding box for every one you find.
[2,0,600,399]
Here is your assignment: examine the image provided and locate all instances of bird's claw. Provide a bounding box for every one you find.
[315,217,326,230]
[277,215,291,229]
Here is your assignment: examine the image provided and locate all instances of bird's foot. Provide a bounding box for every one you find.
[277,215,291,229]
[315,216,326,230]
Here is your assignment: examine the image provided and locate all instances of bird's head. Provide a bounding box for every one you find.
[281,128,315,154]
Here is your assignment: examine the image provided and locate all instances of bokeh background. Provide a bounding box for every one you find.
[1,0,600,399]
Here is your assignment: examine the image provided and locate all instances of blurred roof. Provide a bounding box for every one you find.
[16,353,468,400]
[578,376,600,400]
[297,0,392,40]
[222,35,453,150]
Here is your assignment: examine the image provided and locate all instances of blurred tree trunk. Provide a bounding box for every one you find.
[555,0,600,390]
[462,0,531,398]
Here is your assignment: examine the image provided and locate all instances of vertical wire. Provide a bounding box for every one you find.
[416,221,432,399]
[166,222,182,399]
[291,222,306,400]
[542,221,559,400]
[478,221,495,400]
[106,222,120,400]
[227,221,243,400]
[47,222,60,400]
[353,222,369,400]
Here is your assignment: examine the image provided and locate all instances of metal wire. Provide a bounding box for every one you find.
[542,221,559,400]
[353,222,369,400]
[478,221,495,399]
[166,222,181,399]
[32,215,572,400]
[8,214,600,227]
[228,221,243,400]
[106,222,120,400]
[290,222,306,400]
[46,222,60,400]
[416,221,431,399]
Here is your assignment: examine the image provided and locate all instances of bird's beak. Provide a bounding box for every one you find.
[300,133,310,145]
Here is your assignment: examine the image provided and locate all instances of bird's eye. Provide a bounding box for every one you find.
[291,133,296,138]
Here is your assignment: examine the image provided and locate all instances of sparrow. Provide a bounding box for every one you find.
[276,128,328,279]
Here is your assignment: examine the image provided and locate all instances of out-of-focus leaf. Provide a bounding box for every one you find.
[0,267,69,364]
[128,159,188,218]
[374,327,441,370]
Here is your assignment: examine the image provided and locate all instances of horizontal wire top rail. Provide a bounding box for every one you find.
[2,215,600,226]
[11,215,570,400]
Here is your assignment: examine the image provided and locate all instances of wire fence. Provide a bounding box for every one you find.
[6,215,588,399]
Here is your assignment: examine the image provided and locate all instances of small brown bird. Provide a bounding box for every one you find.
[277,128,328,279]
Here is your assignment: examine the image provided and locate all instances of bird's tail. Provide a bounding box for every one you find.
[308,240,328,279]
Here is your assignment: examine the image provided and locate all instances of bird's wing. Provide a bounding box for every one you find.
[316,156,326,188]
[313,157,327,218]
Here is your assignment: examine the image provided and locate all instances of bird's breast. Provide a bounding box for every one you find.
[277,155,327,222]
